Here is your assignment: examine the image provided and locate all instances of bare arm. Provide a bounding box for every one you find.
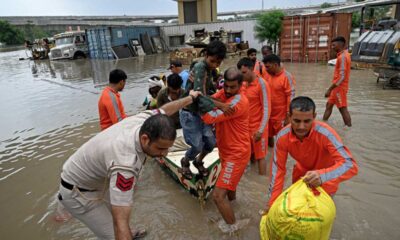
[325,83,338,98]
[111,205,132,240]
[160,90,201,116]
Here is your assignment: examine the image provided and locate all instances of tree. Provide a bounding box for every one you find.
[0,20,25,45]
[352,11,361,28]
[21,21,48,41]
[254,10,285,51]
[321,2,333,9]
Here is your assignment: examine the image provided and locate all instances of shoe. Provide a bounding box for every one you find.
[193,159,209,177]
[179,157,193,180]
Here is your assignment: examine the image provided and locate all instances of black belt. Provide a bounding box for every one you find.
[61,178,93,192]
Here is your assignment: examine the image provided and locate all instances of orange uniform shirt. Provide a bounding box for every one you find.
[253,60,270,82]
[332,50,351,91]
[202,90,250,163]
[267,121,358,207]
[98,86,127,130]
[245,77,271,135]
[268,68,296,120]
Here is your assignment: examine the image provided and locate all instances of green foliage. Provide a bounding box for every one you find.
[0,20,25,45]
[352,11,361,28]
[254,10,285,44]
[21,21,48,42]
[321,2,333,9]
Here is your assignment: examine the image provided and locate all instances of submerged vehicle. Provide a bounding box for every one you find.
[25,38,55,60]
[155,130,221,205]
[49,31,88,60]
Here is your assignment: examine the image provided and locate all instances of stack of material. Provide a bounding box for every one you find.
[170,48,204,65]
[226,43,237,53]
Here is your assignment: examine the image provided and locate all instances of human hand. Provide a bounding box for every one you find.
[259,207,269,216]
[189,90,202,99]
[303,171,322,188]
[253,132,262,142]
[324,89,331,98]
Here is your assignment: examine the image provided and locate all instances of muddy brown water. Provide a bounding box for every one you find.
[0,50,399,240]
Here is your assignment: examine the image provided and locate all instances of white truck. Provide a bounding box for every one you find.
[49,31,88,60]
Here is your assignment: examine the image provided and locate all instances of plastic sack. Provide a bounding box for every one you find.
[260,179,336,240]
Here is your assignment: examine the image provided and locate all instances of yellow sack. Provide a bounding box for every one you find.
[260,180,336,240]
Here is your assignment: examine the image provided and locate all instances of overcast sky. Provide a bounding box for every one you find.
[0,0,345,16]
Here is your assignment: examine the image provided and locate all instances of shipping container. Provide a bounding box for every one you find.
[86,26,161,59]
[280,13,352,63]
[160,19,266,50]
[86,27,114,60]
[110,26,160,47]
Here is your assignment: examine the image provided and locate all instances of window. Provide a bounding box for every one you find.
[183,1,198,23]
[75,36,82,43]
[169,35,185,47]
[228,32,242,43]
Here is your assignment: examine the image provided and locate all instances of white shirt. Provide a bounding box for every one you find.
[61,110,156,206]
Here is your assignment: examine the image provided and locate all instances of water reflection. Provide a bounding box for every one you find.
[0,50,399,239]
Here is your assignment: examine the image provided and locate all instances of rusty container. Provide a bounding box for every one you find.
[280,15,304,62]
[279,13,352,63]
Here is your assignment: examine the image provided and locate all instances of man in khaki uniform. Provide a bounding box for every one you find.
[58,91,201,240]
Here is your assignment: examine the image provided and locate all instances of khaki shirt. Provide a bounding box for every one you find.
[61,111,156,206]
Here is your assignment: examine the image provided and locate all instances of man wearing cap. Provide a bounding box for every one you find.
[58,90,202,240]
[168,60,190,89]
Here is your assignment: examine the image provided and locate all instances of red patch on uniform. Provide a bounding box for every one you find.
[116,172,135,192]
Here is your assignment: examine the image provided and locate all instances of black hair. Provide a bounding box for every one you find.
[223,67,243,85]
[289,96,316,114]
[139,114,176,142]
[167,73,183,90]
[262,54,281,65]
[332,36,346,44]
[206,40,227,59]
[247,48,257,56]
[237,57,255,70]
[109,69,127,84]
[261,45,273,53]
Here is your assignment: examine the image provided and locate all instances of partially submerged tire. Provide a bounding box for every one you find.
[73,51,86,59]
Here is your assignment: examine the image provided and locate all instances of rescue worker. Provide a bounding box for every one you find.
[98,69,127,131]
[157,73,185,129]
[247,48,269,81]
[237,57,271,175]
[201,67,250,232]
[266,96,358,210]
[261,45,273,59]
[263,54,296,147]
[179,40,227,180]
[323,36,352,127]
[58,90,202,240]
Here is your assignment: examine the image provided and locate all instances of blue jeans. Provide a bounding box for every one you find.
[180,110,216,160]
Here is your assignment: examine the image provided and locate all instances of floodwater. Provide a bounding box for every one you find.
[0,50,399,240]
